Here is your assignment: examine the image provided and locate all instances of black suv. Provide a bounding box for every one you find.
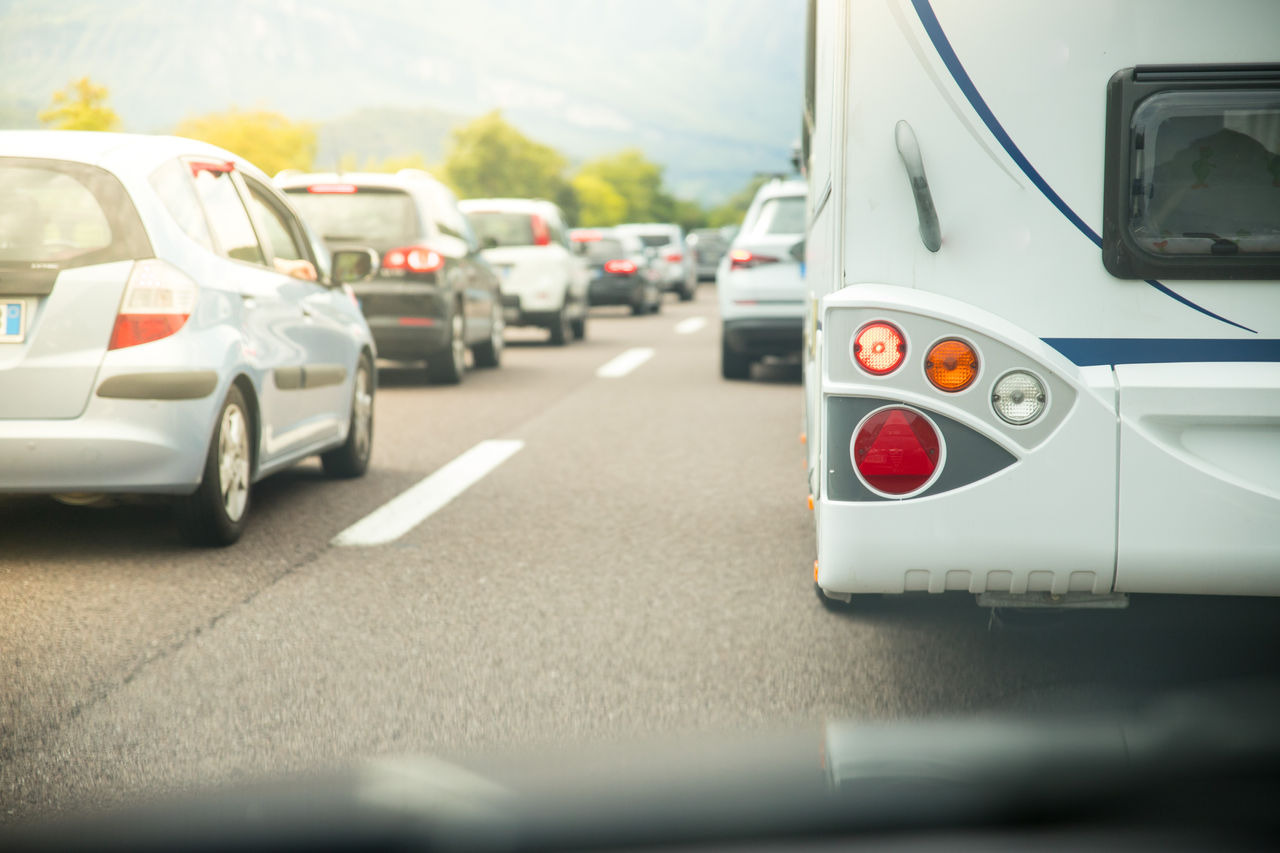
[279,170,504,384]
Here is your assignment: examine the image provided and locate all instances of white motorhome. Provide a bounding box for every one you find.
[803,0,1280,608]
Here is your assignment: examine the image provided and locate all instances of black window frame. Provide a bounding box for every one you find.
[1102,64,1280,280]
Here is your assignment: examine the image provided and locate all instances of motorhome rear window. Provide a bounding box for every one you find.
[1103,66,1280,279]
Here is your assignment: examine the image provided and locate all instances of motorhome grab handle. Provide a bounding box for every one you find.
[894,120,942,253]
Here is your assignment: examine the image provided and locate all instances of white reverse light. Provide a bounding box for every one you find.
[992,371,1047,425]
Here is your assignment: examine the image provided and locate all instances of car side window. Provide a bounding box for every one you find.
[149,158,214,250]
[188,163,265,265]
[242,177,307,263]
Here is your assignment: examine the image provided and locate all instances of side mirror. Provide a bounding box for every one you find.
[789,239,806,263]
[482,235,499,250]
[332,248,377,285]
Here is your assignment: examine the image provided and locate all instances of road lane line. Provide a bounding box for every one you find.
[675,317,706,334]
[332,439,525,546]
[595,347,654,378]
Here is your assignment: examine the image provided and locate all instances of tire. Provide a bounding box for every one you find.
[721,338,750,380]
[175,385,253,547]
[679,283,695,302]
[631,299,647,316]
[429,305,466,384]
[651,287,663,314]
[472,301,504,368]
[570,312,587,340]
[549,303,571,346]
[321,354,374,478]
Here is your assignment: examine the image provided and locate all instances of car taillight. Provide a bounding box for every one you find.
[306,184,358,193]
[852,407,941,495]
[603,259,637,274]
[729,249,778,270]
[665,251,683,263]
[925,339,978,391]
[853,321,906,375]
[108,260,198,350]
[572,230,602,243]
[531,214,550,247]
[382,247,445,273]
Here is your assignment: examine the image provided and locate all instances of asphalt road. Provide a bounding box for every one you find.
[3,286,1279,824]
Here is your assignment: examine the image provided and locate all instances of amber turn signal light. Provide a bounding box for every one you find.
[925,339,978,392]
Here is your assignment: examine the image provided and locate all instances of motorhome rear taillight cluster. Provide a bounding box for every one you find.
[852,318,1046,426]
[852,407,941,496]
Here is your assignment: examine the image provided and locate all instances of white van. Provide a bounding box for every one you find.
[460,198,589,345]
[803,0,1280,608]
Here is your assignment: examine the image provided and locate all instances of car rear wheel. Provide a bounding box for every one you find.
[473,301,504,368]
[175,385,252,546]
[679,283,695,302]
[721,338,750,380]
[429,306,466,384]
[570,311,587,340]
[322,354,374,478]
[549,303,571,346]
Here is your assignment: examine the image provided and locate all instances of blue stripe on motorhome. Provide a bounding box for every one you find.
[909,0,1256,335]
[1043,338,1280,366]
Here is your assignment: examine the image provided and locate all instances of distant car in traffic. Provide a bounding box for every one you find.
[459,198,588,345]
[0,131,377,545]
[571,228,662,315]
[614,222,694,301]
[686,226,732,283]
[278,170,504,384]
[717,178,807,379]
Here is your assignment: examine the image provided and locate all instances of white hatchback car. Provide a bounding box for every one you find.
[717,179,807,379]
[0,131,377,545]
[614,222,694,301]
[459,198,588,345]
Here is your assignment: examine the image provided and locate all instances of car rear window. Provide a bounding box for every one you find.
[0,157,151,268]
[585,237,627,263]
[637,234,671,248]
[466,211,536,248]
[750,195,806,237]
[285,187,420,249]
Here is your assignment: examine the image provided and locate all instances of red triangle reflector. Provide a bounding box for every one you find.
[853,408,940,495]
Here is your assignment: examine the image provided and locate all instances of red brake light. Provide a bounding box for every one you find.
[382,246,445,273]
[188,160,234,177]
[603,259,637,275]
[729,249,779,270]
[572,230,602,242]
[307,184,358,194]
[531,214,551,247]
[853,408,941,495]
[853,322,906,375]
[108,260,197,350]
[665,251,683,263]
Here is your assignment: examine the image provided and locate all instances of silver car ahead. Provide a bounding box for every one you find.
[0,131,377,546]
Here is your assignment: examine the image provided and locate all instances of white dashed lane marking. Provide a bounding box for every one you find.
[595,347,655,378]
[675,317,707,334]
[332,440,525,546]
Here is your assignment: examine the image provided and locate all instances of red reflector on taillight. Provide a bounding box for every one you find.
[603,259,637,274]
[853,408,941,495]
[109,314,189,350]
[307,184,358,193]
[531,214,550,247]
[382,246,444,273]
[854,321,906,375]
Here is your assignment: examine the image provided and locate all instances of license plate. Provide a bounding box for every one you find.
[2,300,26,343]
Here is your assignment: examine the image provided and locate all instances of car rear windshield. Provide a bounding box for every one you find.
[0,158,151,268]
[285,187,420,249]
[585,237,627,263]
[466,211,536,248]
[1130,91,1280,257]
[637,234,671,248]
[750,195,806,237]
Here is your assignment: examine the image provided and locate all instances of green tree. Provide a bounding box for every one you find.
[575,149,675,223]
[671,198,709,232]
[706,174,772,228]
[175,109,316,176]
[441,110,568,201]
[39,77,120,131]
[570,172,626,227]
